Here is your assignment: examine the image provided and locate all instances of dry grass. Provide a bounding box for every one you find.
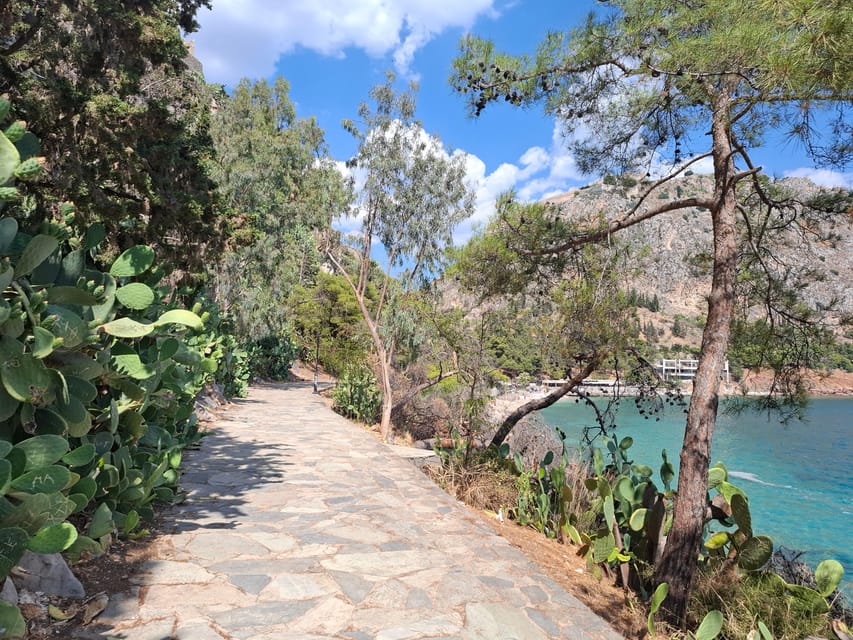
[424,450,519,511]
[561,452,598,532]
[688,567,837,640]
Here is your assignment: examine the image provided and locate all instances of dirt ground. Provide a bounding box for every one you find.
[23,528,164,639]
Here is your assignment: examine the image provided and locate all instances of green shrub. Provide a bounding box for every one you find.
[249,333,298,380]
[332,366,381,423]
[0,102,216,627]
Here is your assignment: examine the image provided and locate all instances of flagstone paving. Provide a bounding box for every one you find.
[93,382,623,639]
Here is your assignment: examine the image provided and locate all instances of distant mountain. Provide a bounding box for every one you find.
[543,174,853,348]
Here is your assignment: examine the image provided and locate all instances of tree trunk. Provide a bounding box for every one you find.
[655,89,739,627]
[490,358,601,448]
[378,361,394,441]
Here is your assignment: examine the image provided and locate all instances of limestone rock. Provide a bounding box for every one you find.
[14,552,85,599]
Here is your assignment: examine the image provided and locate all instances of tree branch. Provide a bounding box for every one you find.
[490,355,603,447]
[391,365,459,416]
[522,197,713,257]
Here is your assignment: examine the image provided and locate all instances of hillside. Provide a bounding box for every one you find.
[543,174,853,355]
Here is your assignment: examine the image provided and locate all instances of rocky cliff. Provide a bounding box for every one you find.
[544,174,853,345]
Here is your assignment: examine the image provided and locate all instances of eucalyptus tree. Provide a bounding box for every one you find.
[210,78,351,351]
[327,73,475,440]
[0,0,223,276]
[451,0,851,624]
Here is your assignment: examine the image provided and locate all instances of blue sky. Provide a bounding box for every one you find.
[190,0,852,242]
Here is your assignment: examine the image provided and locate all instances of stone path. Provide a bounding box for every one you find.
[95,383,623,640]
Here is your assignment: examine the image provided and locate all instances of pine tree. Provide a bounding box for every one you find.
[452,0,851,624]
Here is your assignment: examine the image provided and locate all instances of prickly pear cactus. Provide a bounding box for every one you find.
[0,97,215,619]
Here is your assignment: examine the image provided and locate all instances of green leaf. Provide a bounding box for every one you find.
[122,510,140,535]
[10,465,71,495]
[0,384,18,422]
[83,224,106,251]
[27,522,78,554]
[3,493,76,534]
[30,253,61,286]
[89,278,115,326]
[648,582,668,636]
[738,535,773,571]
[0,131,21,185]
[57,250,85,286]
[0,527,28,582]
[111,350,158,380]
[14,131,40,161]
[591,531,616,563]
[707,465,727,490]
[63,534,102,563]
[32,408,67,435]
[32,326,55,359]
[628,508,647,532]
[153,309,204,330]
[0,219,17,255]
[12,435,68,471]
[730,493,752,537]
[718,480,746,504]
[62,444,96,468]
[0,350,53,404]
[99,317,154,338]
[0,598,26,638]
[87,503,114,539]
[694,610,724,640]
[115,283,155,310]
[45,305,88,349]
[47,286,100,306]
[603,494,615,531]
[704,531,730,550]
[0,460,10,496]
[814,558,843,597]
[109,246,155,277]
[66,376,97,403]
[631,464,653,478]
[615,476,634,504]
[0,267,11,293]
[158,338,180,360]
[13,234,59,277]
[783,582,829,612]
[64,405,92,437]
[70,477,97,501]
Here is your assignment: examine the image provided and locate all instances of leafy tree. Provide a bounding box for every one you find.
[452,0,851,624]
[449,196,638,446]
[291,272,373,377]
[0,0,224,276]
[326,72,474,440]
[209,78,351,353]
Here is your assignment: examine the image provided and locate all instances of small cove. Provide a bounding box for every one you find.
[539,397,853,597]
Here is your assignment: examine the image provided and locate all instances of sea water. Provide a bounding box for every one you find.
[539,397,853,596]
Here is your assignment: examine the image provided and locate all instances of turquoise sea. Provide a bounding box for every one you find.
[539,397,853,597]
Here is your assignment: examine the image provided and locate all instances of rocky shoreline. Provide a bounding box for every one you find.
[489,368,853,426]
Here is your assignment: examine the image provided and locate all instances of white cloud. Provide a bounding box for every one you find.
[454,121,589,244]
[191,0,497,84]
[783,168,853,189]
[330,118,590,246]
